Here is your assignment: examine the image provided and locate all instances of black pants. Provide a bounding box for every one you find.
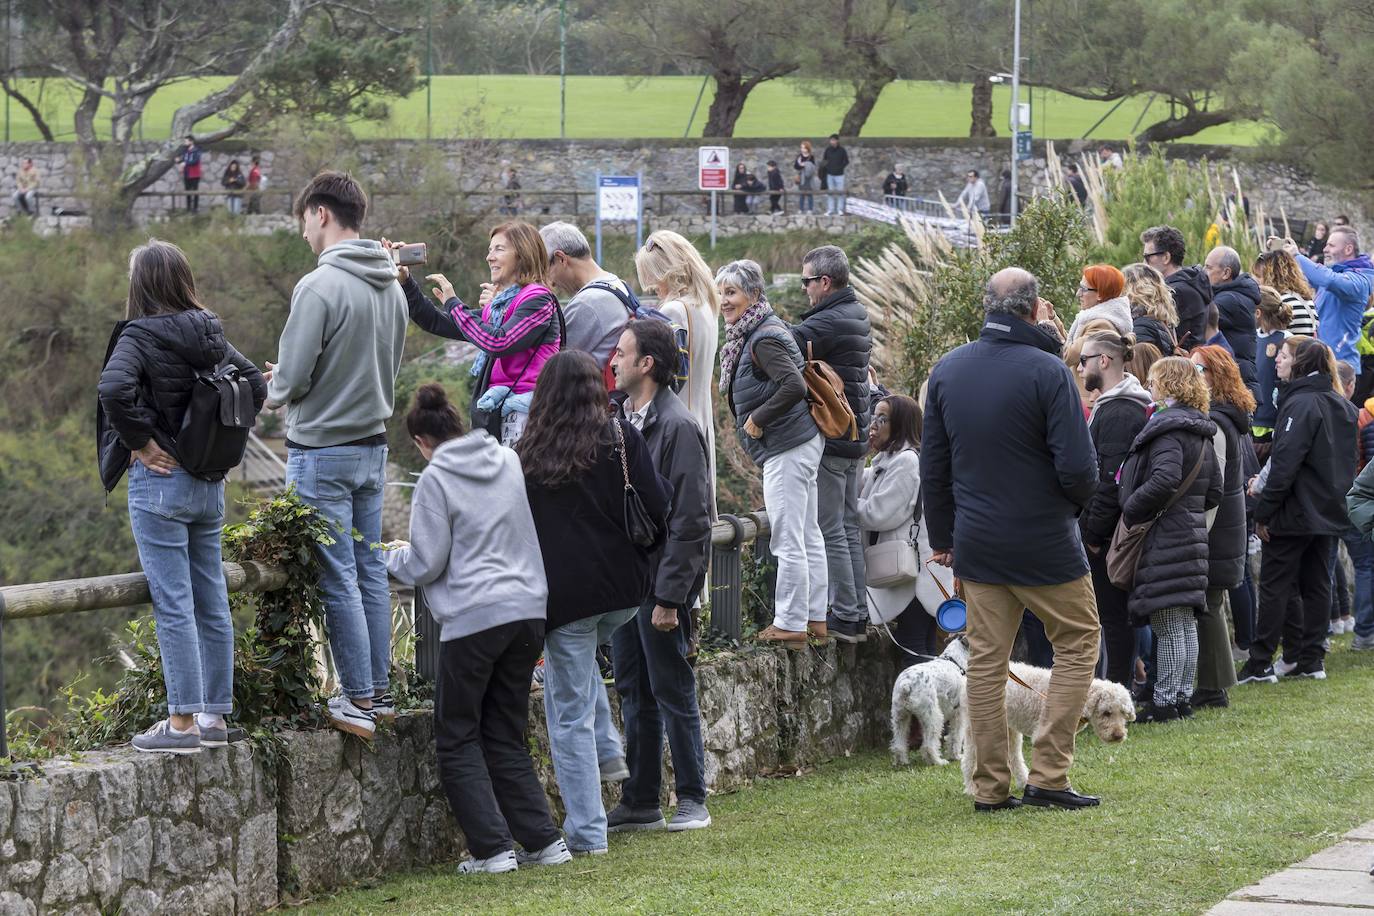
[769,193,782,213]
[1230,560,1256,649]
[1253,534,1333,670]
[1088,548,1135,687]
[184,176,201,212]
[1019,608,1055,667]
[892,597,938,667]
[434,618,560,859]
[612,594,707,808]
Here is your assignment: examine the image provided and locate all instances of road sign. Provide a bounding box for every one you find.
[698,146,729,191]
[1016,130,1033,161]
[597,174,640,221]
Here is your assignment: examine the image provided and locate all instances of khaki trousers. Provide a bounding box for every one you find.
[963,574,1100,803]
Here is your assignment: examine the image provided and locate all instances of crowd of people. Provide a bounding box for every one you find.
[94,162,1374,867]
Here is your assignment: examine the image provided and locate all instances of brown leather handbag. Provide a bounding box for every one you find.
[1106,449,1206,590]
[802,341,858,440]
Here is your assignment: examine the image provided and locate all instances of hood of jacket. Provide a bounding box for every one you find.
[1213,274,1261,305]
[1090,372,1152,420]
[1334,254,1374,274]
[1168,265,1214,303]
[1077,296,1133,333]
[317,239,400,290]
[1278,371,1336,406]
[1131,403,1217,451]
[1210,399,1250,436]
[123,309,227,370]
[979,312,1063,356]
[425,430,512,488]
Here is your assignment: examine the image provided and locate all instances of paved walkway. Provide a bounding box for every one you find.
[1208,820,1374,913]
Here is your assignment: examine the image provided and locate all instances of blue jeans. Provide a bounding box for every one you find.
[1340,526,1374,638]
[287,444,390,700]
[127,463,233,716]
[542,607,637,851]
[612,597,707,809]
[826,174,846,214]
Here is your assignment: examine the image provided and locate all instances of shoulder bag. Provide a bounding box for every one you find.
[611,418,661,548]
[1106,447,1206,590]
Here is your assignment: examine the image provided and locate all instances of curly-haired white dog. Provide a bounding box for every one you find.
[889,636,970,767]
[961,662,1135,795]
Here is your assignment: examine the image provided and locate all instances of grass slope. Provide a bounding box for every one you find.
[4,76,1265,145]
[297,639,1374,915]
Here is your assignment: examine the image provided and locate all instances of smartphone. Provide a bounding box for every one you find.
[394,243,427,267]
[1265,236,1286,252]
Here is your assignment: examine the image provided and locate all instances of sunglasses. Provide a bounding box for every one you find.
[801,275,826,287]
[1078,353,1110,365]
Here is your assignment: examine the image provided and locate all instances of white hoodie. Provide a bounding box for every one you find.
[1068,295,1134,342]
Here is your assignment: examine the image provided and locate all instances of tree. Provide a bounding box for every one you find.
[610,0,802,137]
[0,1,420,225]
[903,0,1008,138]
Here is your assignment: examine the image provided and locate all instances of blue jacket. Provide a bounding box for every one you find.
[922,314,1098,586]
[1298,253,1374,373]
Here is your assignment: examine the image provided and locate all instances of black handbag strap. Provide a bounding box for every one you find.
[1156,447,1207,519]
[611,418,633,491]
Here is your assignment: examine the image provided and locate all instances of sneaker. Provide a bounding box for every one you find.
[327,696,376,739]
[1352,633,1374,651]
[458,850,518,874]
[826,612,867,644]
[532,659,546,689]
[666,799,712,832]
[515,838,572,867]
[371,693,397,723]
[200,724,248,747]
[1237,660,1278,685]
[1174,700,1194,719]
[1341,616,1356,634]
[606,803,666,833]
[600,757,630,782]
[1295,664,1327,680]
[1275,659,1299,678]
[132,719,202,755]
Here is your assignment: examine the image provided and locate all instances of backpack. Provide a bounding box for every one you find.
[587,281,690,393]
[173,363,256,480]
[801,340,858,440]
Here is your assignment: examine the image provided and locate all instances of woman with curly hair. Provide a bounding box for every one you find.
[1117,356,1223,722]
[1189,346,1259,709]
[1253,249,1318,337]
[1123,263,1179,355]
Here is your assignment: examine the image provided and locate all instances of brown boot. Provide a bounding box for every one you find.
[757,625,808,650]
[807,621,832,643]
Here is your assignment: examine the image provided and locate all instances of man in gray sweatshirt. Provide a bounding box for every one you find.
[540,221,632,370]
[265,171,408,738]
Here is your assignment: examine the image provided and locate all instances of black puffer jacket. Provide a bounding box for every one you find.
[1212,275,1261,398]
[1166,266,1213,351]
[1118,406,1223,622]
[1080,376,1152,549]
[1254,372,1359,536]
[1207,400,1250,589]
[791,286,872,459]
[1132,315,1176,355]
[97,310,266,492]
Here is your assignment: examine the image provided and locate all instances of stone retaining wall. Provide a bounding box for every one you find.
[0,639,895,914]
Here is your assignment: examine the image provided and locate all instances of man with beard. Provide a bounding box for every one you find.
[1077,332,1152,687]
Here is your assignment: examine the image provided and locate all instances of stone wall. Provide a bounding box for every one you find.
[0,638,896,914]
[1,138,1367,231]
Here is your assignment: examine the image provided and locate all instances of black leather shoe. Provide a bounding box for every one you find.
[973,796,1023,813]
[1189,688,1229,709]
[1023,784,1100,809]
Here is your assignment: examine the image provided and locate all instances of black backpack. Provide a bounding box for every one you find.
[586,281,691,393]
[174,364,256,480]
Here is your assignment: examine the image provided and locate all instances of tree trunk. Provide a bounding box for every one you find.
[703,71,750,138]
[840,72,894,138]
[970,75,996,138]
[1135,108,1235,143]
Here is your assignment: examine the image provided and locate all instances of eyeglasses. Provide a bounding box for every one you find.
[801,275,826,287]
[1142,250,1165,261]
[1078,353,1110,365]
[1077,283,1096,294]
[871,415,891,427]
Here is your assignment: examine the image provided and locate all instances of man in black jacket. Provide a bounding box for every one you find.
[606,320,714,834]
[1204,245,1261,398]
[793,245,873,643]
[1077,332,1151,688]
[924,267,1102,812]
[822,133,849,215]
[1141,225,1212,350]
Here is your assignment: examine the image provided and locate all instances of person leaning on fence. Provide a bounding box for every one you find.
[383,384,569,875]
[540,221,633,372]
[221,159,247,215]
[516,351,672,857]
[393,221,561,445]
[97,239,266,754]
[793,141,817,214]
[607,319,714,835]
[246,155,264,214]
[922,267,1102,812]
[265,171,409,739]
[12,157,39,216]
[857,394,953,668]
[717,259,827,649]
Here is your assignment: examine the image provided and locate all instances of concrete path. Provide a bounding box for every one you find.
[1207,820,1374,913]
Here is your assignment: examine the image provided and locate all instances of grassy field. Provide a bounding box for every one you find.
[295,638,1374,915]
[3,76,1267,145]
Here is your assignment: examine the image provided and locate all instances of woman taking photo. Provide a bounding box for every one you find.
[1253,249,1318,337]
[635,229,720,515]
[1117,356,1222,722]
[1188,345,1258,710]
[857,394,953,666]
[517,351,671,856]
[97,239,267,753]
[393,221,562,445]
[385,384,567,874]
[1123,262,1179,355]
[716,259,826,648]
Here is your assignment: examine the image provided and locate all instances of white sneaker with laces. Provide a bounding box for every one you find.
[1275,659,1299,678]
[326,696,376,738]
[515,839,572,867]
[458,850,518,874]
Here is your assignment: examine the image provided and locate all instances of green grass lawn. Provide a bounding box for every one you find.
[2,76,1266,145]
[296,638,1374,915]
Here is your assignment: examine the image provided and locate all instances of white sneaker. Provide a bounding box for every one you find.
[458,850,518,874]
[1275,659,1299,678]
[1342,616,1357,634]
[326,696,376,739]
[515,839,572,867]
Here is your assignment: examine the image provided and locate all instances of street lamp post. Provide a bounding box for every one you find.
[559,0,567,139]
[1010,0,1022,226]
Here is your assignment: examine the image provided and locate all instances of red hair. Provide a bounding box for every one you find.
[1083,264,1125,300]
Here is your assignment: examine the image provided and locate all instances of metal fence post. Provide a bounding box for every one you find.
[709,514,745,640]
[413,588,441,684]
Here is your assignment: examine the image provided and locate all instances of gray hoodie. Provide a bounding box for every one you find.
[384,432,547,641]
[1089,372,1153,422]
[267,239,408,447]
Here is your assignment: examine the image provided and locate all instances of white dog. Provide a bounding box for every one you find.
[889,636,970,766]
[961,662,1136,795]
